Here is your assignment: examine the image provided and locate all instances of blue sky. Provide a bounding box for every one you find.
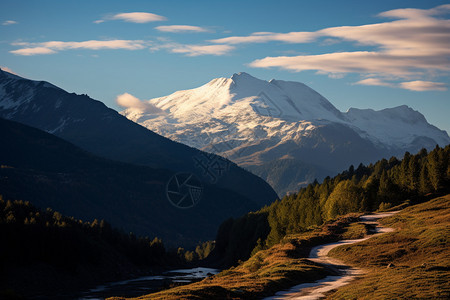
[1,0,449,133]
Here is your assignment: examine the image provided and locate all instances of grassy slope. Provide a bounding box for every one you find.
[109,195,449,299]
[328,194,450,299]
[108,215,362,300]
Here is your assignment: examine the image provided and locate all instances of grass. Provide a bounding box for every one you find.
[341,222,369,240]
[107,214,361,300]
[327,194,450,299]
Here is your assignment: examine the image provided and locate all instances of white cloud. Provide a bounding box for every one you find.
[213,4,450,50]
[10,40,147,55]
[41,40,147,50]
[95,12,167,24]
[327,73,345,79]
[378,4,450,19]
[318,7,450,57]
[249,51,448,77]
[0,66,18,75]
[399,81,447,91]
[116,93,143,108]
[150,40,234,56]
[354,78,395,87]
[116,93,165,114]
[10,47,56,56]
[2,20,17,26]
[320,38,340,46]
[216,4,450,90]
[170,44,234,56]
[354,78,446,91]
[10,38,232,57]
[155,25,210,33]
[211,31,317,44]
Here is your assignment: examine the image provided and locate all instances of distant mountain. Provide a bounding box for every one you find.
[0,117,265,247]
[120,72,450,195]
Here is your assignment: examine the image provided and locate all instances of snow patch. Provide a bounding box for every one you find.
[48,117,69,134]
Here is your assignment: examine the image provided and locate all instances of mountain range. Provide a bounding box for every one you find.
[0,68,277,247]
[120,72,450,195]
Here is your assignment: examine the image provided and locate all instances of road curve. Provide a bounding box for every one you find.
[264,211,399,300]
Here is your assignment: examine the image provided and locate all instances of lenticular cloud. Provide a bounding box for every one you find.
[116,93,165,115]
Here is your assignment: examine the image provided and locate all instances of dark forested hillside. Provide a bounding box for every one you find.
[0,118,259,247]
[0,197,170,298]
[214,145,450,266]
[247,158,334,197]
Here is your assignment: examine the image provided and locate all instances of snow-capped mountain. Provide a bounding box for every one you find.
[121,72,450,195]
[346,105,448,149]
[124,72,347,151]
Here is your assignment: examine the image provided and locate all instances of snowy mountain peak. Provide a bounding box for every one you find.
[138,72,345,125]
[231,71,253,79]
[120,72,449,161]
[0,68,61,91]
[346,105,428,127]
[0,68,22,80]
[345,105,448,148]
[230,71,262,84]
[347,105,425,122]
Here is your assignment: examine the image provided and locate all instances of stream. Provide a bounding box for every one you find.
[264,212,398,300]
[77,267,220,300]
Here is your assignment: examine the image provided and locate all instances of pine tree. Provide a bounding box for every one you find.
[428,146,445,191]
[408,155,420,192]
[399,152,411,188]
[250,238,264,256]
[419,163,431,194]
[377,170,399,206]
[265,208,283,247]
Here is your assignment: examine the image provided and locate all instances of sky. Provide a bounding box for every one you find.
[1,0,449,133]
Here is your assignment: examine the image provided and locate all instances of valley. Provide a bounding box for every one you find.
[2,1,450,299]
[107,195,450,300]
[0,67,449,299]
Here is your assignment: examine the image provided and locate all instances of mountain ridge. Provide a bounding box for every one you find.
[0,117,263,247]
[0,68,278,204]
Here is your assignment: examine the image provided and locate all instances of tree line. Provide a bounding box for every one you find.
[214,145,450,266]
[0,197,215,274]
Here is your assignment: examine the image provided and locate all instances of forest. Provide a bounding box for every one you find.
[1,144,449,297]
[214,145,450,266]
[0,197,167,268]
[0,196,214,298]
[0,196,216,268]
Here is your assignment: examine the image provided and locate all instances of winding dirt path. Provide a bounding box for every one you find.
[264,212,399,300]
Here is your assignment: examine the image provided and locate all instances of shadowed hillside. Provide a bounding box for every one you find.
[0,117,261,247]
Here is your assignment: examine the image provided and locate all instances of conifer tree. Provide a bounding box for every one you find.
[428,146,445,191]
[419,163,431,194]
[408,155,420,192]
